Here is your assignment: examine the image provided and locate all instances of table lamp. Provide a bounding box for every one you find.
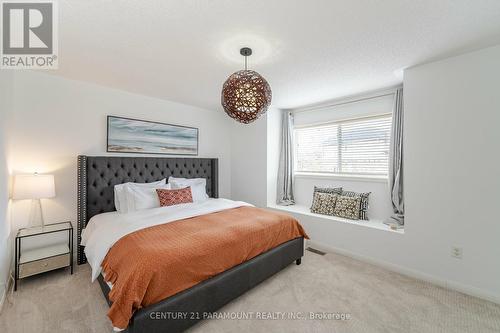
[12,173,56,228]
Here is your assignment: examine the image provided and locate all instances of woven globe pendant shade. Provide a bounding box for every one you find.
[221,48,272,124]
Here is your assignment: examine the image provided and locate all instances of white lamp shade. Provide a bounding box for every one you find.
[12,174,56,200]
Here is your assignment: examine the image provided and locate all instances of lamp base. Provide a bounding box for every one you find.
[29,199,45,228]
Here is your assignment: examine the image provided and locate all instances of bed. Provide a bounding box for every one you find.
[77,155,305,333]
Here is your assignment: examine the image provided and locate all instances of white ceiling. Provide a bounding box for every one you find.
[53,0,500,111]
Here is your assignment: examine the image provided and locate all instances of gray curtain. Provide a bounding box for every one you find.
[387,88,404,225]
[277,110,295,205]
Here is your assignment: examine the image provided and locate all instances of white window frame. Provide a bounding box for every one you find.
[293,113,392,180]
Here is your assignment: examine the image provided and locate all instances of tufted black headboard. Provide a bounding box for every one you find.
[77,155,218,264]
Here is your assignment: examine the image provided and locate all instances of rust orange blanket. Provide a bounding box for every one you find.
[101,206,308,329]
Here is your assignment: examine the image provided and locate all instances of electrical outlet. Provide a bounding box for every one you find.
[451,247,463,259]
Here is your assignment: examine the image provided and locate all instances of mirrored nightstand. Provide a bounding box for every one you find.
[14,221,73,291]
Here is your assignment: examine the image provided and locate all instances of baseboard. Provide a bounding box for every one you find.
[307,240,500,305]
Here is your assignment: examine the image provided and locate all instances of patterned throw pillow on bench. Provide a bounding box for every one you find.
[333,195,361,220]
[313,186,343,195]
[310,186,370,221]
[310,192,339,216]
[341,190,371,220]
[310,186,342,215]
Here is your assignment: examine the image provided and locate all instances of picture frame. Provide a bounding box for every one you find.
[107,116,199,156]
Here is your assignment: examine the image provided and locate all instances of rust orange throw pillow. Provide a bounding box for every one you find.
[156,187,193,207]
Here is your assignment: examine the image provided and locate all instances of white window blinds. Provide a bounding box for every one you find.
[295,114,392,176]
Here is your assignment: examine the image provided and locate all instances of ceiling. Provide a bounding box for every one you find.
[53,0,500,111]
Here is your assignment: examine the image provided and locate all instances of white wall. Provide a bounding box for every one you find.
[6,71,232,246]
[0,72,13,308]
[229,107,282,208]
[403,45,500,302]
[279,45,500,304]
[230,113,269,207]
[266,108,281,206]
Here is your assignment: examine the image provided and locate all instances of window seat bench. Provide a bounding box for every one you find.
[268,204,404,234]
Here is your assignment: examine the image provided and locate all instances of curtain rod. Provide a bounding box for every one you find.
[293,90,397,114]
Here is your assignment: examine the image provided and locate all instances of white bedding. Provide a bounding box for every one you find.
[81,198,252,281]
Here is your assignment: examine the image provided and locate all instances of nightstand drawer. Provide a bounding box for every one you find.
[19,254,70,278]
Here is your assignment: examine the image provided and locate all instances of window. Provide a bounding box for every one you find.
[294,114,392,177]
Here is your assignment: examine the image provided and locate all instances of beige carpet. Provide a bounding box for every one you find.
[1,250,499,333]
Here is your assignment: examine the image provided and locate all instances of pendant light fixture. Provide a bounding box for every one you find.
[221,47,272,124]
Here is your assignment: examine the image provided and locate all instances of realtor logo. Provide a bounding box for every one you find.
[1,0,58,69]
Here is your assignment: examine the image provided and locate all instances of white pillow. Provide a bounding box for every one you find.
[125,183,171,212]
[168,176,206,186]
[114,179,166,213]
[168,177,209,203]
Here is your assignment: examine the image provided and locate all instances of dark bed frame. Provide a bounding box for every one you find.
[77,155,304,333]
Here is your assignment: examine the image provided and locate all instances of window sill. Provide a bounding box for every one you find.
[294,172,388,183]
[268,204,404,234]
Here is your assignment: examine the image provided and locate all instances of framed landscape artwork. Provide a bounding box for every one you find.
[107,116,198,155]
